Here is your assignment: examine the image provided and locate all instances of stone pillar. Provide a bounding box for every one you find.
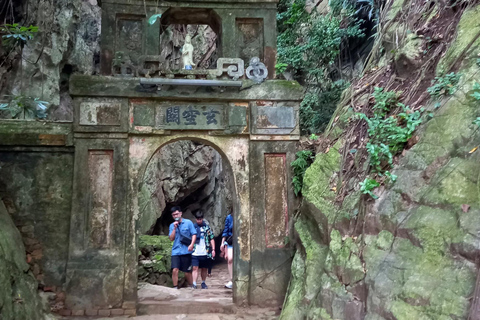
[65,98,134,316]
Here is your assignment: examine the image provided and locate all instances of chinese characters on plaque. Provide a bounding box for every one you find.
[132,104,225,130]
[164,106,222,127]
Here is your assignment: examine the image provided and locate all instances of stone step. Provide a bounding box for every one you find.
[138,300,235,315]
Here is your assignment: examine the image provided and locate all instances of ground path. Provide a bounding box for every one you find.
[63,262,280,320]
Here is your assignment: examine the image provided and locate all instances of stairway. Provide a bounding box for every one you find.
[138,262,235,316]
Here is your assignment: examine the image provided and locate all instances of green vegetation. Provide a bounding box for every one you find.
[300,80,349,134]
[473,117,480,128]
[357,88,422,198]
[0,24,38,47]
[277,0,364,77]
[275,63,288,73]
[0,24,48,119]
[427,72,461,100]
[277,0,368,135]
[291,150,315,196]
[360,177,380,199]
[0,96,48,119]
[359,88,422,171]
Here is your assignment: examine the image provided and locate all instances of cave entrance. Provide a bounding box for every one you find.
[136,139,235,312]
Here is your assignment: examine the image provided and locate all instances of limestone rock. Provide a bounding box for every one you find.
[139,140,232,236]
[281,3,480,319]
[0,201,51,319]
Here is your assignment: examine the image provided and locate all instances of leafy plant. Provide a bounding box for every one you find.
[309,133,319,140]
[427,72,461,99]
[291,150,314,196]
[356,88,422,196]
[0,24,38,47]
[360,178,379,199]
[275,63,288,73]
[0,96,48,119]
[371,87,399,116]
[471,82,480,100]
[384,171,397,183]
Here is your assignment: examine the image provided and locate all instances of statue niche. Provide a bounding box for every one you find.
[182,34,196,70]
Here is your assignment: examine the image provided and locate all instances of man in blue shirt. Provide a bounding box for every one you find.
[169,206,197,289]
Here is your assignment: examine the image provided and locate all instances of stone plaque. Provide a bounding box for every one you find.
[264,154,288,248]
[252,106,296,135]
[79,102,121,126]
[132,104,226,130]
[88,150,113,249]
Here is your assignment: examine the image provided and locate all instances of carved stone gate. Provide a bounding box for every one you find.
[65,74,302,313]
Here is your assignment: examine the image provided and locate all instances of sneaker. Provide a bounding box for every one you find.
[201,282,208,289]
[225,281,233,289]
[192,284,197,289]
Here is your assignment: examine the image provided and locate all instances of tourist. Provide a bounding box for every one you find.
[191,210,215,289]
[220,210,233,289]
[169,206,197,289]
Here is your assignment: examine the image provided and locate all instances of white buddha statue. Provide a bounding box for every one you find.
[182,35,195,70]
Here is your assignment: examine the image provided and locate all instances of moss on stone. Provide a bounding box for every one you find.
[295,215,330,301]
[302,140,344,223]
[139,235,172,250]
[375,230,394,250]
[437,4,480,74]
[279,251,307,320]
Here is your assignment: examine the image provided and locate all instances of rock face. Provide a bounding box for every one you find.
[281,2,480,320]
[1,0,101,121]
[0,201,51,320]
[138,140,233,236]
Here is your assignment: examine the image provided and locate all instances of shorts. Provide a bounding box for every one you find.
[192,255,210,269]
[171,254,192,273]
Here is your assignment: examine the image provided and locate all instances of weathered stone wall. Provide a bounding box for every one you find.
[0,150,73,289]
[0,200,53,320]
[281,2,480,320]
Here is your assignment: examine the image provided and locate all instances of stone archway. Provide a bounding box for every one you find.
[64,71,302,315]
[131,135,246,301]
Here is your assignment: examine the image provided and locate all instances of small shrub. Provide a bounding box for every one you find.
[291,150,314,196]
[427,72,461,99]
[384,171,397,183]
